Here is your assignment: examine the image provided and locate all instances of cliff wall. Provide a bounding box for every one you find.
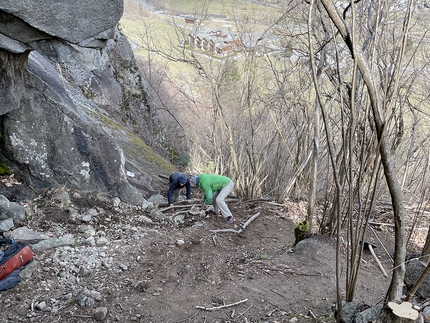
[0,0,174,204]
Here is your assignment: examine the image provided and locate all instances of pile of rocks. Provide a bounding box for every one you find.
[0,189,161,321]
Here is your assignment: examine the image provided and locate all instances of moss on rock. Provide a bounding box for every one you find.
[0,162,12,175]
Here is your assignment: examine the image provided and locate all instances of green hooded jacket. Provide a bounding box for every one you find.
[198,174,232,204]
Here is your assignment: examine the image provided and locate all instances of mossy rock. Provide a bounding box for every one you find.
[293,220,310,247]
[0,162,11,176]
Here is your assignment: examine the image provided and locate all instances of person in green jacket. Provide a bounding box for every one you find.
[190,174,235,223]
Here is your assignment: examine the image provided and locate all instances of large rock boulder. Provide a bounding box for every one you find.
[405,258,430,298]
[2,50,144,204]
[0,0,123,44]
[0,50,29,115]
[0,1,176,204]
[0,0,122,115]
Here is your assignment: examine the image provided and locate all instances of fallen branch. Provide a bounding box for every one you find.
[235,304,253,320]
[368,223,394,263]
[367,243,388,278]
[264,264,322,276]
[210,212,261,234]
[196,299,248,311]
[159,204,197,212]
[414,298,430,311]
[247,198,273,203]
[268,202,285,207]
[367,221,428,230]
[167,210,190,224]
[160,198,240,211]
[271,289,287,298]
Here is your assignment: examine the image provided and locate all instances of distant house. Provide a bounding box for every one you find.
[216,45,233,55]
[224,35,240,47]
[195,35,203,49]
[184,17,196,24]
[202,38,215,52]
[209,30,222,37]
[189,29,239,55]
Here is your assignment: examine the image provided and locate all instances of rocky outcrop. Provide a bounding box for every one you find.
[0,1,175,204]
[0,0,123,45]
[0,0,121,115]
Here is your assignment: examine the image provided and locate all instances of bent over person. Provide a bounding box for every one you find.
[167,172,191,206]
[190,174,235,223]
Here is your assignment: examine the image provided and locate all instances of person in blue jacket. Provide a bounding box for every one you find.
[167,172,191,206]
[190,174,235,223]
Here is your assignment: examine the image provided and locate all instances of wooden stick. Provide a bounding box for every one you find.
[246,198,273,203]
[196,299,248,311]
[367,221,428,230]
[268,202,285,206]
[235,304,253,321]
[271,289,287,298]
[368,244,388,277]
[240,212,261,231]
[159,204,197,212]
[160,199,239,212]
[368,224,394,263]
[210,212,261,234]
[414,298,430,311]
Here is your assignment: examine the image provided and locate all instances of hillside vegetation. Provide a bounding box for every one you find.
[119,0,430,314]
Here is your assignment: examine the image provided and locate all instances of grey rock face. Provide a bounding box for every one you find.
[0,194,26,221]
[0,0,123,114]
[0,1,174,204]
[0,50,29,115]
[405,259,430,298]
[2,50,149,204]
[0,218,14,232]
[3,226,48,244]
[0,0,123,44]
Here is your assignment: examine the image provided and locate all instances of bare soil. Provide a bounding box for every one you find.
[0,180,400,323]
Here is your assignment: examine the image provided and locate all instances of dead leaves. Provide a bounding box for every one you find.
[0,174,21,187]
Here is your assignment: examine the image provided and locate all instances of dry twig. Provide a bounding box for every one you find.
[159,204,197,212]
[196,299,248,311]
[368,223,394,263]
[210,212,261,234]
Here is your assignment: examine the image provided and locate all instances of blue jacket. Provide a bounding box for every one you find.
[167,172,191,204]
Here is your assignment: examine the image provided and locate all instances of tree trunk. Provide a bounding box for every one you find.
[307,101,320,233]
[319,0,407,302]
[421,224,430,263]
[376,302,420,323]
